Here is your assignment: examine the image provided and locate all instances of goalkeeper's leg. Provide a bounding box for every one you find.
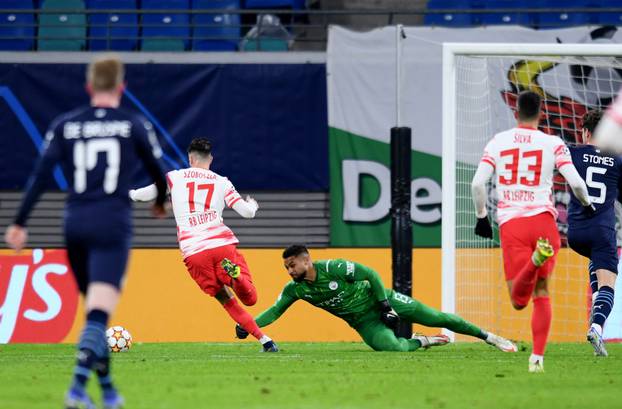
[355,318,421,352]
[389,290,484,339]
[390,291,517,352]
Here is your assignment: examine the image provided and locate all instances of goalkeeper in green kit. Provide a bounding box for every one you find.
[235,245,517,352]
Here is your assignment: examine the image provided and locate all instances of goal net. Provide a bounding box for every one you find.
[442,43,622,342]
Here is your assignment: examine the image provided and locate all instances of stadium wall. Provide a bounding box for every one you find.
[0,53,328,192]
[0,248,591,344]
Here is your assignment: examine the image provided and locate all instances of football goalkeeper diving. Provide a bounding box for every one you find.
[235,244,517,352]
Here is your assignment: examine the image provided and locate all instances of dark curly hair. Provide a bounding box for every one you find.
[187,138,212,157]
[582,110,603,135]
[282,244,309,259]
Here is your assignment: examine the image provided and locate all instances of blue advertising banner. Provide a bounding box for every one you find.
[0,63,328,191]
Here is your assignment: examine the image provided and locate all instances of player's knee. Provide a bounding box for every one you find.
[240,291,257,306]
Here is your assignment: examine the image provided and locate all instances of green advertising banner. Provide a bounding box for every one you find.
[327,25,610,247]
[329,128,441,246]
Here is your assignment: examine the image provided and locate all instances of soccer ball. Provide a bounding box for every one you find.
[106,326,132,353]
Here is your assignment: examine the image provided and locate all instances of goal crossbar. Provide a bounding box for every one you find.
[441,42,622,340]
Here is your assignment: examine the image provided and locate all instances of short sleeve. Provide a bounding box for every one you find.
[326,259,356,282]
[553,139,573,169]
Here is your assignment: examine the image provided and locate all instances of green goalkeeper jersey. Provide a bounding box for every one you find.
[255,259,388,328]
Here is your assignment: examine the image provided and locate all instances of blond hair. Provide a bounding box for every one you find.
[87,54,124,92]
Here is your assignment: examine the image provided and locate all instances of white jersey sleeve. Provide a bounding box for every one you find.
[223,178,243,208]
[168,168,239,258]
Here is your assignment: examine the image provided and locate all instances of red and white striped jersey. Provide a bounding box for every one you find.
[479,126,572,225]
[167,167,243,258]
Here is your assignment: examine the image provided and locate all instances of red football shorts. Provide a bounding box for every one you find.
[499,212,561,282]
[183,244,253,296]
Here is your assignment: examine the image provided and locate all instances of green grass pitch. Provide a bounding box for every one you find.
[1,342,621,409]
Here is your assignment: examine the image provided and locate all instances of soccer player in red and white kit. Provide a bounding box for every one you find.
[471,91,593,372]
[593,86,622,154]
[130,138,278,352]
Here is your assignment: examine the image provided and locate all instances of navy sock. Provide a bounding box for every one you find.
[592,286,615,329]
[589,267,598,295]
[477,329,488,341]
[95,356,115,393]
[70,310,108,393]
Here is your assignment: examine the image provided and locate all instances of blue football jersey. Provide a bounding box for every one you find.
[15,105,167,226]
[567,144,622,227]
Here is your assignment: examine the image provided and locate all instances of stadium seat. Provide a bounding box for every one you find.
[87,0,138,50]
[535,0,591,28]
[240,13,290,51]
[244,0,306,9]
[424,0,477,27]
[0,0,35,50]
[141,0,190,51]
[192,0,240,51]
[591,0,622,25]
[480,0,530,26]
[38,0,87,51]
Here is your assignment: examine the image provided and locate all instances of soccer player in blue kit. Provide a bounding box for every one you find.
[567,109,620,357]
[4,55,168,408]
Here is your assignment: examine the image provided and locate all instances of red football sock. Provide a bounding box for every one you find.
[531,296,552,356]
[231,276,257,306]
[511,260,538,307]
[222,298,264,340]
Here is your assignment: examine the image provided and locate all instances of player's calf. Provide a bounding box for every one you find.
[510,238,555,310]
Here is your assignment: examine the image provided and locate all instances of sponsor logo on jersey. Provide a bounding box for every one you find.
[317,291,346,308]
[0,249,78,343]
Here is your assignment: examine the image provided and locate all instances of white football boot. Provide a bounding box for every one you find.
[587,325,608,357]
[485,332,518,352]
[412,333,451,348]
[528,354,544,373]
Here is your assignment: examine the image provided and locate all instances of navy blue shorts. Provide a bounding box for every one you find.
[64,211,132,294]
[567,224,618,274]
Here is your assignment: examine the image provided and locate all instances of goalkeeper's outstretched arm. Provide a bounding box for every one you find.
[254,285,298,327]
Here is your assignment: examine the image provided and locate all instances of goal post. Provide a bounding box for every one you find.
[441,43,622,342]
